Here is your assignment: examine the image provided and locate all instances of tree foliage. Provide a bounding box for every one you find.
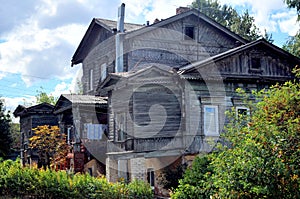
[29,125,69,169]
[283,32,300,57]
[190,0,262,41]
[282,0,300,57]
[284,0,300,20]
[0,99,12,158]
[172,68,300,198]
[35,87,57,105]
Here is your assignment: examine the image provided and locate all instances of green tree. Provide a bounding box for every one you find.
[191,0,262,41]
[172,68,300,198]
[0,99,12,158]
[171,155,214,199]
[283,32,300,57]
[10,123,20,152]
[282,0,300,57]
[284,0,300,20]
[36,87,57,105]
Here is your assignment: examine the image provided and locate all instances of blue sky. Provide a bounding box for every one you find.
[0,0,298,120]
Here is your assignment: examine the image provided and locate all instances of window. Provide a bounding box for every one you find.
[115,113,126,141]
[203,105,219,136]
[147,168,155,187]
[184,26,195,40]
[236,107,249,117]
[89,69,93,91]
[101,63,107,81]
[88,168,93,176]
[118,160,128,181]
[236,107,250,126]
[251,57,261,69]
[84,123,105,140]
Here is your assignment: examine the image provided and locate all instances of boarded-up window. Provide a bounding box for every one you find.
[204,105,219,136]
[89,69,93,91]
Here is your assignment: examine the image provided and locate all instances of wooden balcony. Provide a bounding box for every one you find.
[107,137,183,153]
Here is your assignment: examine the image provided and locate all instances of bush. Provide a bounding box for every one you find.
[0,159,154,198]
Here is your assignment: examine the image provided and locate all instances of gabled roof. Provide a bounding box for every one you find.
[13,102,54,117]
[71,18,144,65]
[179,38,300,74]
[95,18,144,32]
[53,94,107,114]
[126,8,248,44]
[71,7,248,66]
[97,64,176,93]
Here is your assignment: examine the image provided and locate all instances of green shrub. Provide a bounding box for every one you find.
[0,159,153,199]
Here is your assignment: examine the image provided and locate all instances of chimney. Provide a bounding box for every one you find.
[117,3,125,32]
[115,3,125,73]
[176,7,190,15]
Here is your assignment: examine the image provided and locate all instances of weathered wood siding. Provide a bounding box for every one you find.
[126,15,238,70]
[215,46,294,79]
[82,29,115,95]
[84,15,239,95]
[107,68,184,153]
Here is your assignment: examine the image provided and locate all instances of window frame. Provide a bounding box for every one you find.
[89,69,93,91]
[183,25,195,40]
[147,168,155,187]
[115,112,126,142]
[203,105,219,136]
[235,106,250,117]
[100,63,107,81]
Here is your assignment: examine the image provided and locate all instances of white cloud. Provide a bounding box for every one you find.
[218,0,297,35]
[278,15,299,36]
[0,0,299,115]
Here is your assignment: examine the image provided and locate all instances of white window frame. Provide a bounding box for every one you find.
[203,105,219,136]
[147,168,155,187]
[89,69,93,91]
[235,106,250,117]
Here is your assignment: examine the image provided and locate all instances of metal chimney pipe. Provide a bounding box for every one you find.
[115,3,125,73]
[117,3,125,33]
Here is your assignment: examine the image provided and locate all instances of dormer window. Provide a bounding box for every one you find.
[184,25,195,40]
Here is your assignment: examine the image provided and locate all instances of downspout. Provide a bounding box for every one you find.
[115,3,125,73]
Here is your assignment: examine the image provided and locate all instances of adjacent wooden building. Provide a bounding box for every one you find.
[71,5,300,197]
[13,103,58,166]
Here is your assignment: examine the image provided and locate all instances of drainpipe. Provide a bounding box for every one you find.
[115,3,125,73]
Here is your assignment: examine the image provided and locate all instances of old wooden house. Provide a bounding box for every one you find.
[71,4,300,196]
[13,103,58,166]
[53,94,108,175]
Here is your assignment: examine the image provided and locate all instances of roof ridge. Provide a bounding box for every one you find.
[95,18,144,26]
